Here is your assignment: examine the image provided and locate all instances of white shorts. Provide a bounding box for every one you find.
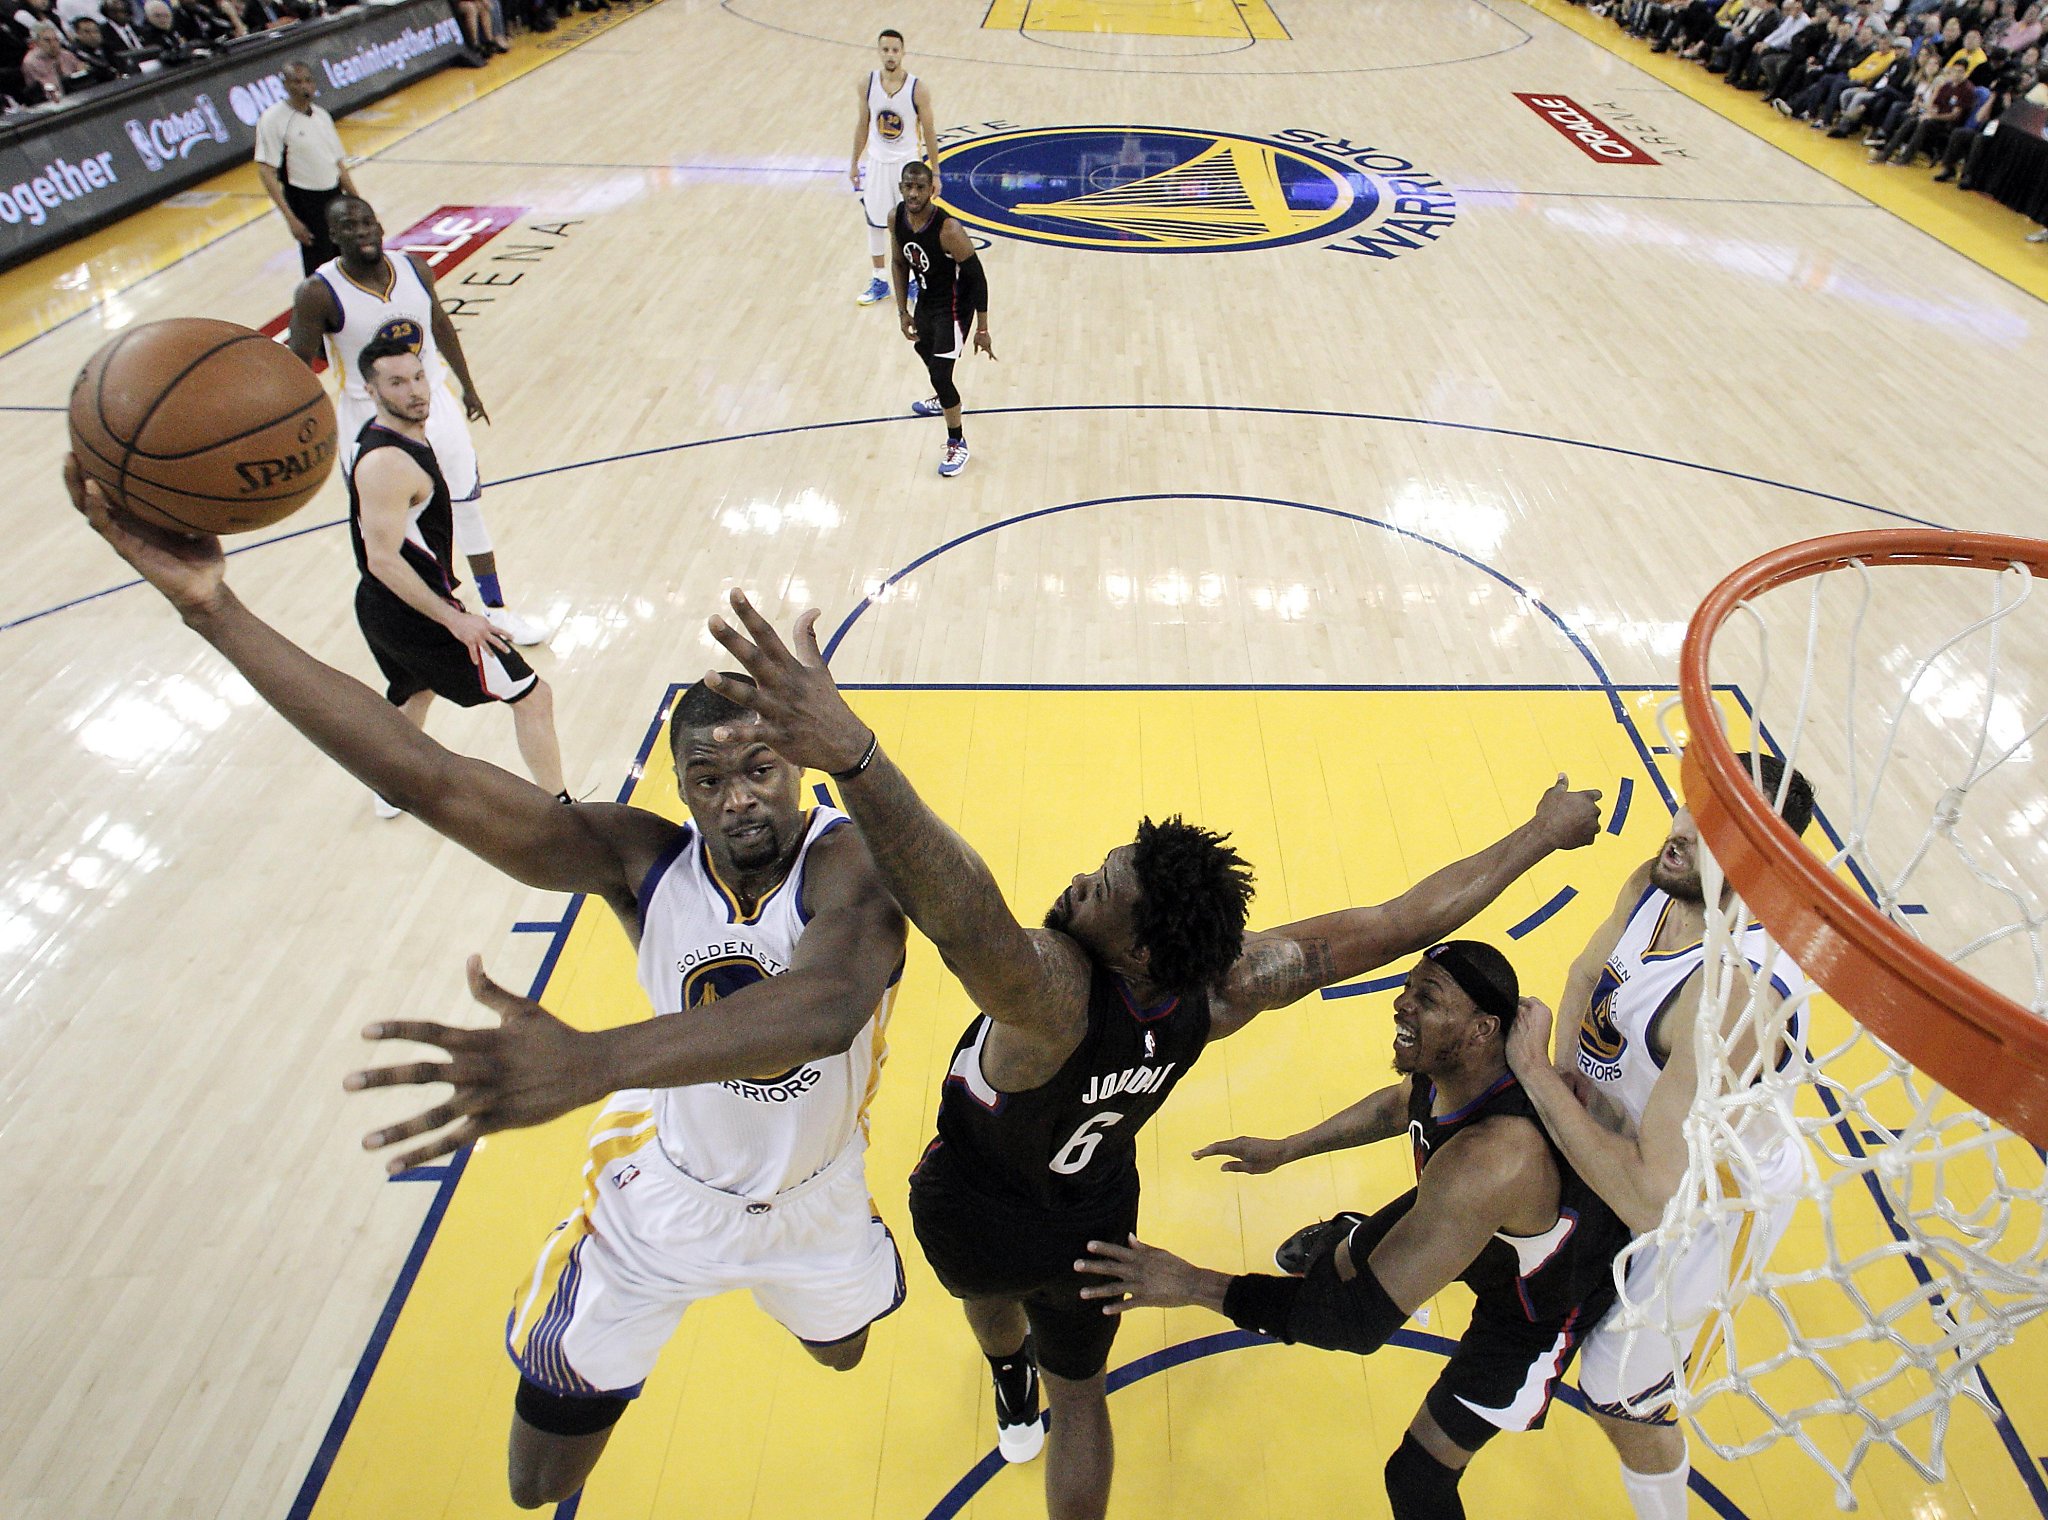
[337,385,481,501]
[859,155,915,230]
[505,1092,905,1398]
[1577,1143,1804,1422]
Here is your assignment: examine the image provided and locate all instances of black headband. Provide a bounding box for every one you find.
[1422,940,1519,1023]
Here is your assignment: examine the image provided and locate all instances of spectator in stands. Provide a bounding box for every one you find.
[1993,1,2042,50]
[1938,44,2043,178]
[1835,40,1940,133]
[1946,24,1990,70]
[1720,0,1801,82]
[20,19,89,97]
[1758,6,1837,94]
[239,0,292,30]
[1797,21,1897,121]
[1774,15,1868,108]
[65,12,122,74]
[1869,50,1967,152]
[449,0,505,60]
[98,0,144,54]
[200,0,242,32]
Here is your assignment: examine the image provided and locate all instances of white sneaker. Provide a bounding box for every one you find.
[992,1355,1044,1464]
[370,791,401,819]
[484,604,548,645]
[938,439,969,477]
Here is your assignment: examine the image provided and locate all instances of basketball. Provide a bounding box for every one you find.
[68,317,338,538]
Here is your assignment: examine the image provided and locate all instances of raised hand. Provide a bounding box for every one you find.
[1191,1135,1298,1175]
[1532,773,1603,851]
[1505,995,1557,1084]
[343,955,604,1174]
[66,453,227,617]
[705,589,874,775]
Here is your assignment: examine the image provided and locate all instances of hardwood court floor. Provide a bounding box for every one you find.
[1,2,2045,1518]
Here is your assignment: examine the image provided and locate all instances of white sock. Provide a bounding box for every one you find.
[1619,1455,1692,1520]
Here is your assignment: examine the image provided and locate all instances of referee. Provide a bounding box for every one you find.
[253,61,358,276]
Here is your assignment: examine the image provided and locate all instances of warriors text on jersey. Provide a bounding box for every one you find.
[864,70,921,162]
[1403,1073,1632,1328]
[1576,882,1810,1127]
[926,970,1210,1215]
[634,807,893,1197]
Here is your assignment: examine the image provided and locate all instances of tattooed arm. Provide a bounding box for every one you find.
[1206,777,1605,1039]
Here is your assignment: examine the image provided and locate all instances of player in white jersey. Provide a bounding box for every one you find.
[1506,753,1817,1520]
[850,27,937,306]
[286,195,546,647]
[60,455,917,1518]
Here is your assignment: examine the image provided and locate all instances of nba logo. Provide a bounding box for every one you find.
[611,1163,641,1190]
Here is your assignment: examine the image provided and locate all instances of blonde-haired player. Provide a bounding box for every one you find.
[1506,754,1817,1520]
[851,26,938,306]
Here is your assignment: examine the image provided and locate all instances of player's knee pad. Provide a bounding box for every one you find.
[1383,1433,1466,1520]
[449,494,493,557]
[925,357,961,410]
[867,221,890,260]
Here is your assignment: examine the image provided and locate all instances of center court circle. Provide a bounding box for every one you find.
[937,127,1379,252]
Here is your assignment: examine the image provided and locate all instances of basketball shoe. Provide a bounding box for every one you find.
[857,276,890,305]
[1274,1212,1366,1275]
[938,439,969,477]
[484,604,548,645]
[910,396,944,417]
[991,1342,1044,1463]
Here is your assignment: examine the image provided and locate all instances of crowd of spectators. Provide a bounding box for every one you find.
[0,0,617,114]
[1584,0,2048,238]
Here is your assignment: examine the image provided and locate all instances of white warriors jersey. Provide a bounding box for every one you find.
[1576,882,1812,1128]
[313,253,456,406]
[634,806,894,1198]
[864,70,921,162]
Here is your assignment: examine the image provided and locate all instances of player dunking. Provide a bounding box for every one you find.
[1082,941,1634,1520]
[347,337,567,815]
[287,195,546,648]
[705,591,1603,1520]
[64,464,910,1513]
[851,26,937,306]
[893,162,993,478]
[1505,756,1818,1520]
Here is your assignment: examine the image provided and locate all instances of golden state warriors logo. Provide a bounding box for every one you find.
[935,125,1456,260]
[685,956,819,1098]
[877,108,906,143]
[1577,968,1629,1082]
[372,316,424,352]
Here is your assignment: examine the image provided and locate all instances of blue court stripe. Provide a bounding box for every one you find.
[387,1164,453,1183]
[1507,886,1578,940]
[919,1327,1756,1520]
[6,405,1944,638]
[1320,972,1405,1001]
[1608,775,1634,835]
[513,919,567,934]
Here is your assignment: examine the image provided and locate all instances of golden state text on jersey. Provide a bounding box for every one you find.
[678,945,820,1100]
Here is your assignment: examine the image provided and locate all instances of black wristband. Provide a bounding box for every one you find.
[830,729,879,782]
[1223,1273,1303,1339]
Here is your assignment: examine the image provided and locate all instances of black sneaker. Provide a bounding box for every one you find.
[1274,1212,1365,1276]
[992,1342,1044,1463]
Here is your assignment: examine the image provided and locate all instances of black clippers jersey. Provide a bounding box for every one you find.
[348,420,457,618]
[1406,1073,1632,1325]
[931,970,1211,1215]
[893,201,957,314]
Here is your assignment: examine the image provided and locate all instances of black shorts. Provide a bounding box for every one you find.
[907,1141,1137,1382]
[913,301,967,361]
[355,583,537,708]
[1422,1300,1592,1452]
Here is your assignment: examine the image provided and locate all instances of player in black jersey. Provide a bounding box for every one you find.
[1076,941,1634,1520]
[705,593,1605,1520]
[347,337,569,812]
[892,160,993,478]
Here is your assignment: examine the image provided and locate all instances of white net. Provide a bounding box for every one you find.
[1611,542,2048,1507]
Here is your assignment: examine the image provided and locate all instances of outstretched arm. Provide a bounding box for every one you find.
[1207,777,1603,1037]
[66,460,660,911]
[347,828,908,1170]
[1192,1077,1412,1174]
[706,590,1092,1040]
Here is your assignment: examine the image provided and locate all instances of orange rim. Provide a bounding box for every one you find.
[1678,530,2048,1148]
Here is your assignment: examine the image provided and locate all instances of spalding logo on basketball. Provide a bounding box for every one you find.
[877,108,906,141]
[68,316,339,537]
[373,316,426,353]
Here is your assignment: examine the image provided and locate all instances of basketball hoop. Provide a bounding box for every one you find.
[1613,529,2048,1505]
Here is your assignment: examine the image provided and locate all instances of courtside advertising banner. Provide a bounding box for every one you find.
[0,0,464,268]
